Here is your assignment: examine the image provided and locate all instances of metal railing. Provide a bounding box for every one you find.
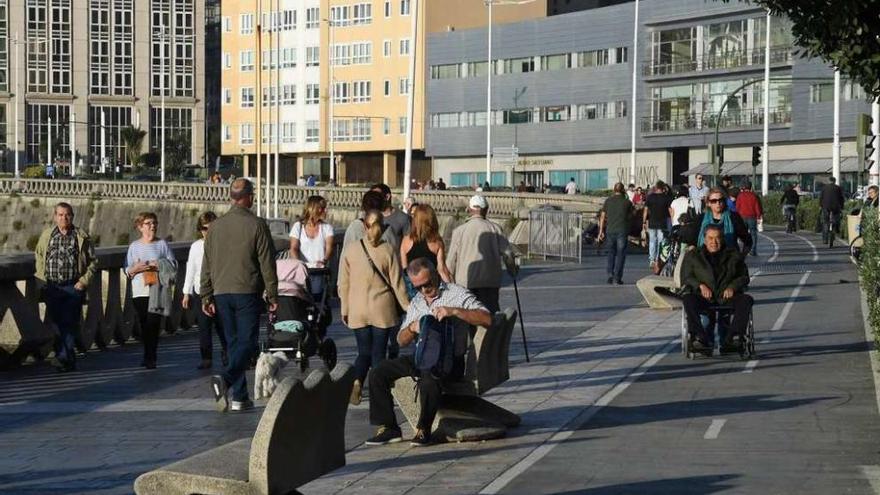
[641,106,792,134]
[643,46,793,77]
[527,209,583,263]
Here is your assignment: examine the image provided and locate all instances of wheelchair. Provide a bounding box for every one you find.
[680,303,755,360]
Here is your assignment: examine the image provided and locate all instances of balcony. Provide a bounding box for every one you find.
[643,46,793,78]
[641,106,792,135]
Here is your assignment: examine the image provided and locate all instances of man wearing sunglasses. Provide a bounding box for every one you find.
[366,258,492,448]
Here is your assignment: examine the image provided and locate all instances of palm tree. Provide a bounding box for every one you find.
[119,126,147,168]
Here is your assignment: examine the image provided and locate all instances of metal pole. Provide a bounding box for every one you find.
[328,18,335,183]
[485,1,493,186]
[160,24,166,183]
[872,99,879,187]
[761,10,770,195]
[14,33,19,178]
[101,109,107,173]
[274,4,280,218]
[512,275,530,363]
[47,116,52,172]
[256,1,263,216]
[629,0,639,185]
[70,110,75,177]
[403,0,418,200]
[832,70,841,182]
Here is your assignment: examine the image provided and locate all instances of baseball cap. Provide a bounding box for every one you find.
[469,195,488,210]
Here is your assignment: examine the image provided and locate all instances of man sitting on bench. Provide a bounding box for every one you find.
[681,224,753,354]
[365,257,492,448]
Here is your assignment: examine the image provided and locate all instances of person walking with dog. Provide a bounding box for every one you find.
[182,211,227,370]
[202,178,278,413]
[338,210,410,406]
[34,202,98,372]
[125,212,177,370]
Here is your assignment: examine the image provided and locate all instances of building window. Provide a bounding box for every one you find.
[241,87,254,107]
[222,15,230,32]
[399,116,407,134]
[615,100,627,118]
[280,47,296,68]
[540,54,569,71]
[282,122,295,143]
[384,1,391,17]
[352,118,371,141]
[399,38,410,56]
[305,7,319,28]
[465,111,487,126]
[240,123,253,144]
[400,0,410,15]
[383,117,391,135]
[503,108,533,124]
[467,61,488,78]
[330,5,349,26]
[306,120,319,142]
[90,0,134,96]
[809,83,833,103]
[222,124,231,142]
[88,106,132,167]
[542,105,569,122]
[149,0,195,98]
[149,106,191,155]
[333,82,350,104]
[240,50,254,71]
[26,106,70,161]
[280,84,295,105]
[331,43,350,66]
[262,86,276,107]
[306,84,319,104]
[352,42,372,64]
[431,64,460,79]
[431,112,460,128]
[352,80,371,103]
[240,13,253,34]
[261,123,275,144]
[649,28,697,75]
[305,46,319,67]
[398,77,410,95]
[503,57,535,74]
[28,0,73,94]
[262,49,277,70]
[352,3,371,25]
[223,88,231,104]
[332,119,351,142]
[383,79,391,96]
[383,40,391,57]
[844,81,866,101]
[280,9,295,30]
[223,52,231,69]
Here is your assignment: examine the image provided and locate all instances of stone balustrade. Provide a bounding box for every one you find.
[0,179,603,218]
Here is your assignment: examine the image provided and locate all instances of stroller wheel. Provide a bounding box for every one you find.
[319,338,337,371]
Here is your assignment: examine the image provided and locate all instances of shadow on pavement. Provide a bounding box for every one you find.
[544,474,740,495]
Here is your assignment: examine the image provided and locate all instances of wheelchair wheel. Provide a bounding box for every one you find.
[319,338,337,371]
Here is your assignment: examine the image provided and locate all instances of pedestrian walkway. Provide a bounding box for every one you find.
[300,307,679,494]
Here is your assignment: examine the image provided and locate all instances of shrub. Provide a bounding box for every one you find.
[761,192,859,239]
[859,211,880,347]
[22,165,45,178]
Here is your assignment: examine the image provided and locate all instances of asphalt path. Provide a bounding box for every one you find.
[499,230,880,494]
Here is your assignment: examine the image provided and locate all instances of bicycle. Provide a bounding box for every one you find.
[783,205,797,233]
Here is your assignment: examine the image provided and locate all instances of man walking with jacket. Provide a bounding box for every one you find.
[34,202,98,372]
[820,177,845,243]
[202,179,278,412]
[735,181,763,256]
[446,195,516,313]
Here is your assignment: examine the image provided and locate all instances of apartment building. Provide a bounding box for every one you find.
[426,0,873,193]
[220,0,544,185]
[0,0,206,174]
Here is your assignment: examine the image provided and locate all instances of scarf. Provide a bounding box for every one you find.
[698,210,735,247]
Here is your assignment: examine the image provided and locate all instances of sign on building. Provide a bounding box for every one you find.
[492,146,519,167]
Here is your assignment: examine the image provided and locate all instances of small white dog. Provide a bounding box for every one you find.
[254,351,290,400]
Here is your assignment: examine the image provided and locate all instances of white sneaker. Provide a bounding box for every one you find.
[230,399,254,412]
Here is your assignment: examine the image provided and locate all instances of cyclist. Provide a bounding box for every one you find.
[819,177,845,244]
[781,184,800,233]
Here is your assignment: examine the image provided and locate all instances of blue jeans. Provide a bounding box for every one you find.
[44,282,84,366]
[215,293,263,402]
[353,326,391,383]
[605,232,627,281]
[743,217,758,254]
[648,228,665,263]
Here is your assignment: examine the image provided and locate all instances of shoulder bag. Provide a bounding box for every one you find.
[359,240,404,317]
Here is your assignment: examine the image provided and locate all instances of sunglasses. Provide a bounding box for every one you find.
[696,177,704,180]
[707,198,723,204]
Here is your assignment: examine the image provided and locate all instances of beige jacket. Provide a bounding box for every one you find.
[338,239,410,329]
[447,216,513,289]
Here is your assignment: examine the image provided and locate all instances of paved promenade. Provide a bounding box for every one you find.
[2,230,879,494]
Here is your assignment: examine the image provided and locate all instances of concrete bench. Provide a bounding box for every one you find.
[391,308,521,442]
[637,246,693,310]
[134,364,355,495]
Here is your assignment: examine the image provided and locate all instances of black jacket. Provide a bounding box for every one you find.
[681,247,750,303]
[820,184,845,212]
[781,188,800,206]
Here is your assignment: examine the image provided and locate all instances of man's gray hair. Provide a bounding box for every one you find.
[407,257,437,278]
[230,178,254,200]
[54,202,74,216]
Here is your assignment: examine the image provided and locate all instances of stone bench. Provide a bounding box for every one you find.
[391,308,521,442]
[636,246,693,310]
[134,364,355,495]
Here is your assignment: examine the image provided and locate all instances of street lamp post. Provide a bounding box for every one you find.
[160,23,167,183]
[629,0,639,186]
[47,116,52,174]
[403,0,419,200]
[327,17,336,183]
[70,110,76,177]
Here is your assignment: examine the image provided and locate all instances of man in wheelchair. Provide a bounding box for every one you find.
[681,224,753,354]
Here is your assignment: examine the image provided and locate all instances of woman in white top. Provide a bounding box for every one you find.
[125,212,176,369]
[182,212,227,370]
[289,195,334,296]
[670,185,692,227]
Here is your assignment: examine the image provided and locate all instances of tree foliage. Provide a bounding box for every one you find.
[719,0,880,97]
[119,126,147,168]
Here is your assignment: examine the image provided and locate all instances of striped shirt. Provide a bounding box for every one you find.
[126,239,177,298]
[402,282,488,356]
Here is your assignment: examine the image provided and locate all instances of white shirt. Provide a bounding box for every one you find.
[565,181,577,195]
[183,238,204,296]
[670,197,691,226]
[289,221,334,266]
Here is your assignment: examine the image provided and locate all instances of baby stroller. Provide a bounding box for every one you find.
[262,258,337,373]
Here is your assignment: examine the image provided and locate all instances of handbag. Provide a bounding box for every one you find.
[142,270,158,286]
[359,240,405,317]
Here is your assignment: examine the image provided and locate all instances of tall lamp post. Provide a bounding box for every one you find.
[483,0,535,187]
[629,0,639,185]
[402,0,419,200]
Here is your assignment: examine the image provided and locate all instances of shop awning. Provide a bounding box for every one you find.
[686,157,860,176]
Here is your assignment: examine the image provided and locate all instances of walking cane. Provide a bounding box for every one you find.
[512,258,530,363]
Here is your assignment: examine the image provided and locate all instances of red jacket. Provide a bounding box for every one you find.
[736,190,763,219]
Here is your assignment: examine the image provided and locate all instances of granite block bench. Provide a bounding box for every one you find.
[391,308,521,442]
[134,364,355,495]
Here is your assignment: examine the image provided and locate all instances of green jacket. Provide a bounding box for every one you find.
[33,226,99,288]
[680,247,749,303]
[200,205,278,305]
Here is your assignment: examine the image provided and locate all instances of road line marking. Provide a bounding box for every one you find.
[771,271,811,333]
[479,338,677,495]
[759,232,779,263]
[703,419,727,439]
[792,233,819,262]
[743,360,759,373]
[501,284,630,291]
